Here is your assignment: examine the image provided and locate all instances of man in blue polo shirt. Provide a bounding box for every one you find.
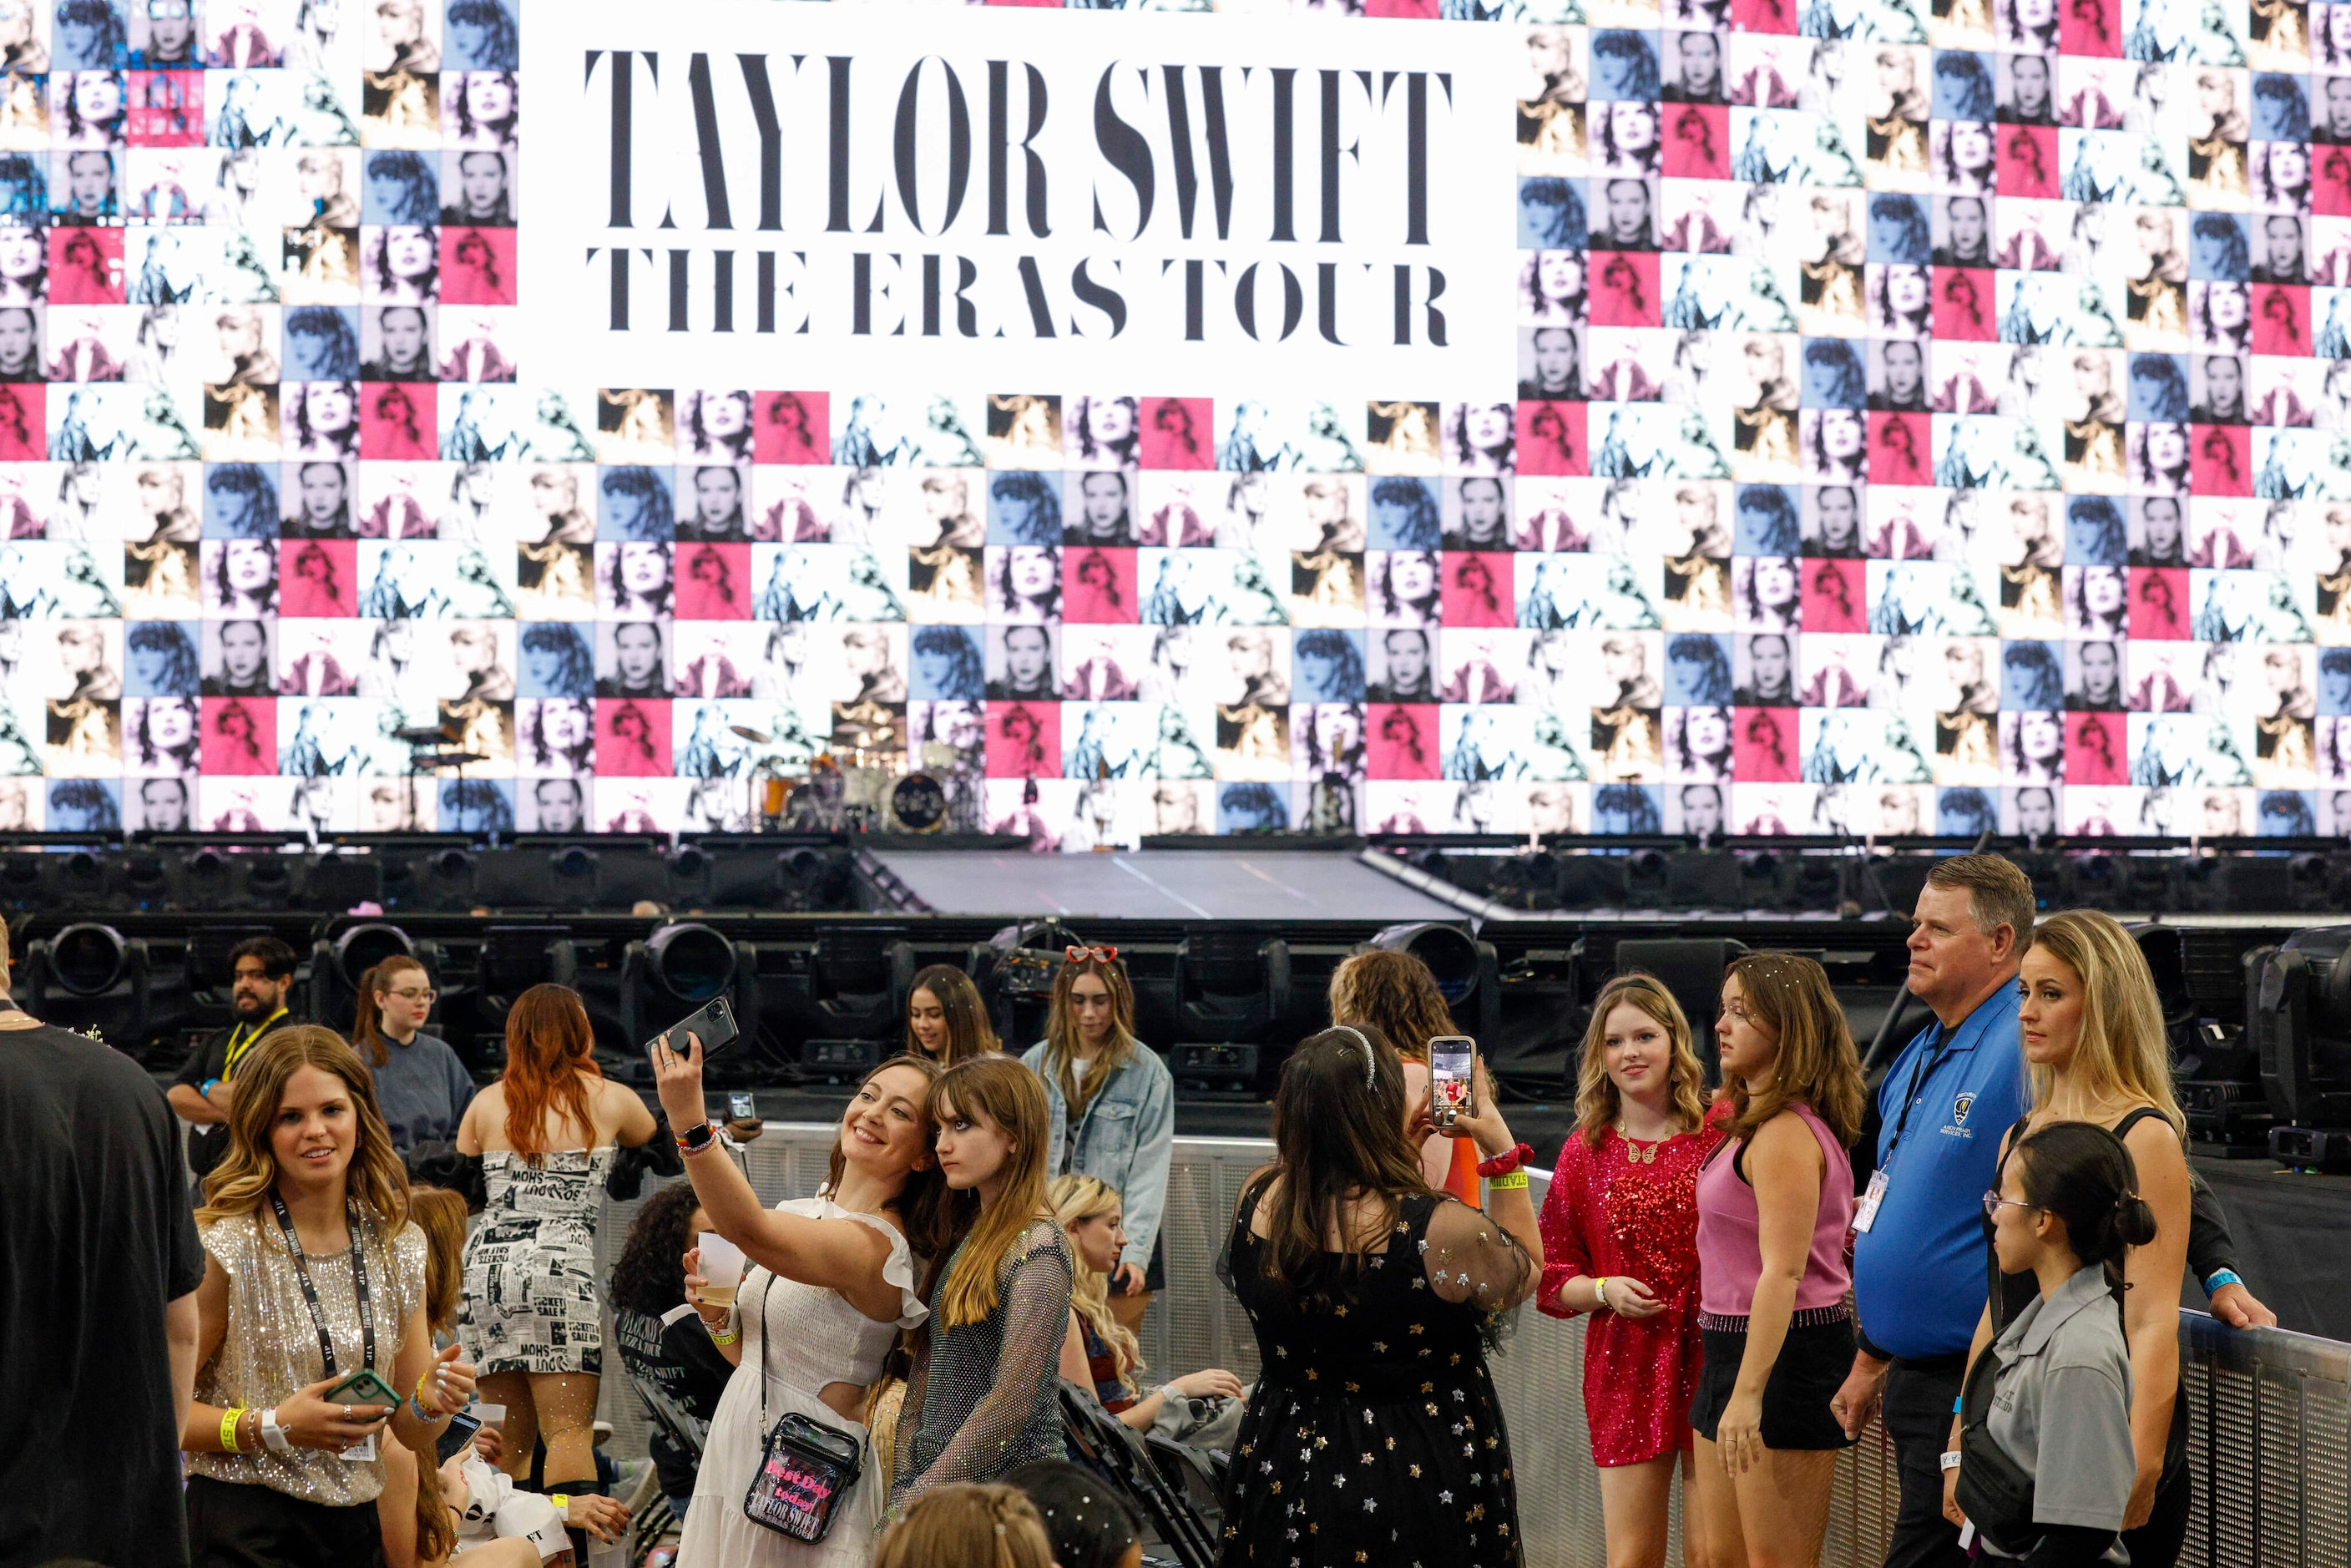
[1831,854,2034,1568]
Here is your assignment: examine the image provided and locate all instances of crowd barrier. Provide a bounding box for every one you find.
[590,1128,2348,1568]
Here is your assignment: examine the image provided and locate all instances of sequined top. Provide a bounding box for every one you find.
[190,1207,427,1507]
[1535,1120,1722,1466]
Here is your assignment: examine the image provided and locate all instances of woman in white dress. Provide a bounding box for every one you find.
[651,1044,952,1565]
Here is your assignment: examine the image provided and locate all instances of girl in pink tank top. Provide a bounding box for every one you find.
[1687,953,1869,1568]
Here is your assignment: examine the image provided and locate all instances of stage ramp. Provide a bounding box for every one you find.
[857,847,1465,922]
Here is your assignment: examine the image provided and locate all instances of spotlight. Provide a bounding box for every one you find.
[2246,925,2351,1168]
[1368,923,1479,1004]
[50,923,128,996]
[649,922,736,1003]
[336,923,417,990]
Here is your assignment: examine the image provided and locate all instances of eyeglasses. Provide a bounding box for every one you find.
[1064,945,1119,965]
[387,987,437,1003]
[1981,1191,2040,1220]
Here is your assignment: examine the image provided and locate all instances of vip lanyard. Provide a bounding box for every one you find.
[223,1009,288,1075]
[268,1192,376,1378]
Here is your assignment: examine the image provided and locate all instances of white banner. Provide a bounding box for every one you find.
[518,1,1516,397]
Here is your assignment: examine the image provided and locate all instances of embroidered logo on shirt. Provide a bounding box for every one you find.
[1953,1091,1976,1127]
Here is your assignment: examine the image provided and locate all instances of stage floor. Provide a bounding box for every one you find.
[865,847,1465,922]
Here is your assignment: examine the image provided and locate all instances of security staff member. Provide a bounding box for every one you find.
[165,935,296,1179]
[1833,857,2035,1568]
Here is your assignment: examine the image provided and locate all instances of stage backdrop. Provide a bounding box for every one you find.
[0,0,2346,847]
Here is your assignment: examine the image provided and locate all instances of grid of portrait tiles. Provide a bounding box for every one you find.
[0,0,2348,846]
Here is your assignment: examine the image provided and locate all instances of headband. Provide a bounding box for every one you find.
[1329,1024,1376,1090]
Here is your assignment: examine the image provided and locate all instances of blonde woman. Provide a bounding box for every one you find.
[1537,974,1726,1568]
[1944,910,2196,1568]
[1019,949,1170,1333]
[874,1484,1054,1568]
[1049,1175,1243,1436]
[181,1028,476,1566]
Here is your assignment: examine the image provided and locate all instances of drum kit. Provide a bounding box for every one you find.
[728,725,954,835]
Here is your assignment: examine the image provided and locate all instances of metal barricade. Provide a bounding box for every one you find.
[591,1130,2349,1568]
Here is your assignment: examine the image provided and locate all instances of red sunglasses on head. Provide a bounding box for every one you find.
[1065,945,1119,965]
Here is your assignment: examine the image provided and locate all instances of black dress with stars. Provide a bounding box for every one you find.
[1219,1176,1531,1568]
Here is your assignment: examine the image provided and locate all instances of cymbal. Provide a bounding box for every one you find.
[396,726,456,745]
[729,725,772,744]
[412,751,488,770]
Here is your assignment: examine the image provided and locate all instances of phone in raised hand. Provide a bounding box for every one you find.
[1428,1036,1477,1130]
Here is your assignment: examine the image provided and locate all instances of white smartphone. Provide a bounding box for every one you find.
[1428,1036,1476,1130]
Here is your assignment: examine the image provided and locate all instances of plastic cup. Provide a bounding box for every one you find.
[473,1402,504,1429]
[698,1232,746,1308]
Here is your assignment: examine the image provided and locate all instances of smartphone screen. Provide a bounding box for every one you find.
[728,1091,756,1122]
[1428,1036,1475,1127]
[435,1409,482,1465]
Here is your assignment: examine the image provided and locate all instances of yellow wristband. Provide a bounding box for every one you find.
[1593,1276,1611,1311]
[1488,1171,1529,1190]
[220,1407,245,1453]
[552,1494,570,1513]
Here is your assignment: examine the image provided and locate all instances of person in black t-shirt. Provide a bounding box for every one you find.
[0,933,206,1567]
[166,935,296,1181]
[608,1183,737,1516]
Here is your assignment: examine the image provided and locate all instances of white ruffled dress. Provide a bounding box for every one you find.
[676,1197,926,1568]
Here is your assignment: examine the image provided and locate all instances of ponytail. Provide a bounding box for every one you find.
[2014,1120,2158,1269]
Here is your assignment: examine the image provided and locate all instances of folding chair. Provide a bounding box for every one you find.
[1060,1383,1222,1568]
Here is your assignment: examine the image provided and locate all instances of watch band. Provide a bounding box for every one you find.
[675,1119,722,1154]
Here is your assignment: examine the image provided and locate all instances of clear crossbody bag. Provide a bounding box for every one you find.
[740,1280,864,1543]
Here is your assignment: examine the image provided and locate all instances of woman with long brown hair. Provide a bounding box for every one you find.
[1688,953,1867,1568]
[1019,948,1170,1332]
[1220,1024,1540,1565]
[1538,974,1725,1568]
[353,954,476,1152]
[892,1057,1073,1508]
[455,984,655,1505]
[648,1040,950,1566]
[1327,946,1462,1185]
[905,964,1003,1065]
[182,1028,478,1567]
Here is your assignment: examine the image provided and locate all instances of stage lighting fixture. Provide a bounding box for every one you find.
[1169,1042,1260,1097]
[802,1038,883,1085]
[2246,925,2351,1168]
[336,922,416,988]
[1554,853,1628,908]
[621,921,759,1055]
[1666,851,1741,910]
[1170,929,1292,1050]
[1368,920,1499,1039]
[649,922,736,1002]
[2139,923,2288,1154]
[22,922,154,1049]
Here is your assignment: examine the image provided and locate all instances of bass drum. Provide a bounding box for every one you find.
[888,772,949,833]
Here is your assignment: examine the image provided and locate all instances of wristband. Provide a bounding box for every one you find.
[1487,1171,1529,1190]
[1954,1396,1964,1414]
[675,1119,722,1155]
[220,1407,245,1454]
[1593,1276,1611,1311]
[2206,1268,2242,1293]
[202,1078,221,1097]
[260,1408,291,1454]
[1476,1142,1534,1179]
[552,1494,570,1515]
[1939,1451,1963,1472]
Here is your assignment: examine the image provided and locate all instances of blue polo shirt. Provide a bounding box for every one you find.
[1853,980,2026,1363]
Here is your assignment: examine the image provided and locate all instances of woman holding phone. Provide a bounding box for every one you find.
[456,984,656,1512]
[182,1027,476,1567]
[650,1034,950,1565]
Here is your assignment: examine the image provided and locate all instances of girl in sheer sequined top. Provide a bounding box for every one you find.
[892,1057,1075,1510]
[1219,1024,1541,1568]
[1537,974,1727,1568]
[183,1028,478,1567]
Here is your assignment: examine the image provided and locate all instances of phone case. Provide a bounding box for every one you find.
[325,1368,399,1406]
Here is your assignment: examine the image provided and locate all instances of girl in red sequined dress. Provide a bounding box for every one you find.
[1537,973,1726,1568]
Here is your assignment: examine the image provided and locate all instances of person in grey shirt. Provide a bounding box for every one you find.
[1950,1122,2156,1567]
[355,955,476,1151]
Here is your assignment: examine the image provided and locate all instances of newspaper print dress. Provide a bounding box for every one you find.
[459,1146,618,1375]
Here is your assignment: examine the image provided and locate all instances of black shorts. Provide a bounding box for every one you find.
[1690,1318,1857,1453]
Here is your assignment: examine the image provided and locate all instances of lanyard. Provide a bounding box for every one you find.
[1881,1023,1955,1173]
[269,1192,375,1378]
[224,1009,287,1075]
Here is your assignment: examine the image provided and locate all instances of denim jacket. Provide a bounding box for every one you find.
[1020,1039,1174,1273]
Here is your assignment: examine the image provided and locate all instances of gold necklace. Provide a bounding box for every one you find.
[1615,1124,1661,1164]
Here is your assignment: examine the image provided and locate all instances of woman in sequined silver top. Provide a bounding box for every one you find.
[892,1057,1074,1510]
[181,1027,478,1568]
